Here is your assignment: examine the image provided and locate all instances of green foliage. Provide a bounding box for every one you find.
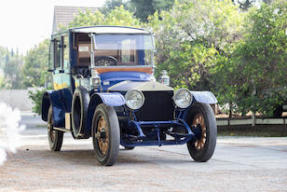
[226,0,287,115]
[130,0,174,22]
[22,39,50,87]
[28,89,46,115]
[100,0,128,15]
[69,9,105,27]
[0,74,4,89]
[1,50,24,89]
[69,6,141,28]
[0,47,9,69]
[233,0,257,10]
[149,0,245,92]
[98,0,175,22]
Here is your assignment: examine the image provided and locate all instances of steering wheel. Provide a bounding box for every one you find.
[94,56,118,66]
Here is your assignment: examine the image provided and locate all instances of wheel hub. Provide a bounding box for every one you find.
[48,118,56,142]
[96,116,109,155]
[192,124,202,140]
[192,113,207,150]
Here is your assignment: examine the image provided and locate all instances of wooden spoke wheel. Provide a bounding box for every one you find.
[92,104,120,166]
[95,116,109,155]
[186,103,217,162]
[192,113,207,150]
[47,106,63,151]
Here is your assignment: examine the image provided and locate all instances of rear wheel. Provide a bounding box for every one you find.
[71,86,90,138]
[186,103,217,162]
[47,106,63,151]
[92,104,120,166]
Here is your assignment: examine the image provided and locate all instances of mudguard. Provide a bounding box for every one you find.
[190,91,217,104]
[85,92,125,137]
[95,92,125,106]
[41,88,72,127]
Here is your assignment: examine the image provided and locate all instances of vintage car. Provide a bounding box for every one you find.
[42,26,218,166]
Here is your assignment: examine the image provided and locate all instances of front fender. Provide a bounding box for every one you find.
[96,92,125,106]
[85,92,125,137]
[190,91,217,104]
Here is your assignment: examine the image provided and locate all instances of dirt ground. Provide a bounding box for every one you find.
[0,125,287,192]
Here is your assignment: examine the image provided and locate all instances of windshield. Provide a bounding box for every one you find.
[93,34,154,67]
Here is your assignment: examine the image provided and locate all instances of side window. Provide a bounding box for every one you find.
[63,35,69,68]
[49,42,54,69]
[53,38,61,68]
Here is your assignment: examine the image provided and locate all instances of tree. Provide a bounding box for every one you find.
[1,50,24,89]
[99,0,175,22]
[149,0,245,91]
[69,6,141,28]
[233,0,257,10]
[0,47,9,69]
[100,0,128,15]
[0,74,4,88]
[130,0,174,22]
[226,0,287,115]
[22,39,50,87]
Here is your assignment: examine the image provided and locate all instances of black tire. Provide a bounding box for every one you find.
[273,106,283,118]
[186,103,217,162]
[71,86,90,138]
[124,146,135,150]
[47,106,64,151]
[92,104,120,166]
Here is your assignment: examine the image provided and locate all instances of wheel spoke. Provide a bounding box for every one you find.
[97,116,109,155]
[192,112,207,150]
[95,132,101,139]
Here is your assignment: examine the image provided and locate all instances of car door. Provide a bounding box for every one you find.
[60,35,71,89]
[51,35,71,90]
[52,36,63,90]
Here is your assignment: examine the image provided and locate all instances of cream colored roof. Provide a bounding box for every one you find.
[71,26,150,34]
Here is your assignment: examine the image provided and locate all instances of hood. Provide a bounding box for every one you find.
[100,71,152,82]
[99,71,153,91]
[108,80,174,92]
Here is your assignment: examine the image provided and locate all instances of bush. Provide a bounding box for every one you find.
[28,89,46,115]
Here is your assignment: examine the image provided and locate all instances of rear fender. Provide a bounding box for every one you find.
[85,92,125,137]
[41,88,72,127]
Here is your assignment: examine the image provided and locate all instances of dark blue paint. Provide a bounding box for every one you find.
[137,50,145,65]
[41,88,72,127]
[121,119,196,147]
[85,92,126,137]
[69,33,77,67]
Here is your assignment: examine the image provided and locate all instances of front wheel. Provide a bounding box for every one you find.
[124,146,135,150]
[92,104,120,166]
[186,103,217,162]
[47,106,64,151]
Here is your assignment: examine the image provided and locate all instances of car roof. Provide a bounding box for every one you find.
[69,26,151,34]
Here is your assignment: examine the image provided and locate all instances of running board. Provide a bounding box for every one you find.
[54,127,71,132]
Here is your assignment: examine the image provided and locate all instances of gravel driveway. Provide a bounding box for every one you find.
[0,115,286,192]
